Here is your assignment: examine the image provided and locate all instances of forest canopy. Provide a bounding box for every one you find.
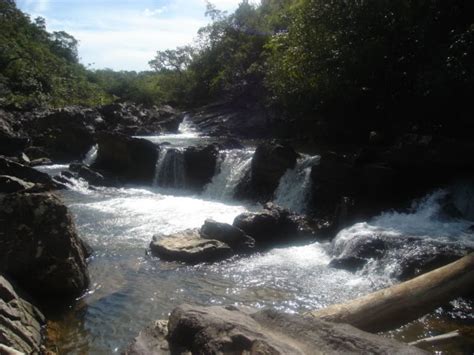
[1,0,473,138]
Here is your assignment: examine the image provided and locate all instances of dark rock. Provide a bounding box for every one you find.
[235,142,297,201]
[24,146,49,160]
[27,106,97,161]
[0,275,45,354]
[29,157,52,167]
[218,138,245,150]
[92,132,158,185]
[164,304,425,354]
[0,192,90,299]
[69,163,108,186]
[0,156,59,190]
[150,229,232,264]
[0,110,29,156]
[183,144,219,192]
[233,203,305,247]
[200,219,255,252]
[0,175,34,193]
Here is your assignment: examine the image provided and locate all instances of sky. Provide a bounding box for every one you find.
[16,0,245,71]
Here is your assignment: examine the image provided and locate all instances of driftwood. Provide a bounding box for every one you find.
[307,253,474,332]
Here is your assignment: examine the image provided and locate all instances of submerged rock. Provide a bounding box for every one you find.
[127,304,425,354]
[0,275,45,354]
[0,192,90,299]
[235,142,297,201]
[92,132,158,185]
[150,229,232,264]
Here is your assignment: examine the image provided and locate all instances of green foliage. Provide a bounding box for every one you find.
[0,0,110,108]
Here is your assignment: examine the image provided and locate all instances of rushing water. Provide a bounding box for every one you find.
[36,120,474,353]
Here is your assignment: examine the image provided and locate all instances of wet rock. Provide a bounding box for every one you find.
[235,142,297,201]
[232,203,302,247]
[183,144,219,192]
[150,229,232,264]
[0,192,90,299]
[0,156,59,190]
[218,137,244,150]
[329,229,473,280]
[200,219,255,252]
[123,320,171,355]
[24,146,49,160]
[29,157,53,167]
[0,275,45,354]
[0,176,34,193]
[92,132,158,185]
[69,163,109,186]
[163,304,425,354]
[0,110,29,156]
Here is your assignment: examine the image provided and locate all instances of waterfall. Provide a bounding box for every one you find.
[177,114,199,137]
[203,149,254,200]
[153,147,186,188]
[83,145,98,166]
[273,154,319,213]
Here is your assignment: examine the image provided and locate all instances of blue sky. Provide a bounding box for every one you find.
[16,0,246,71]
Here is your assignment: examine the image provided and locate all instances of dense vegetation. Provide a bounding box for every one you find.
[2,0,473,140]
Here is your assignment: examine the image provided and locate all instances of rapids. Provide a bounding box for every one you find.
[36,119,474,353]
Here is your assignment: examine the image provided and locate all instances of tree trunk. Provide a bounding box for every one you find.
[306,253,474,332]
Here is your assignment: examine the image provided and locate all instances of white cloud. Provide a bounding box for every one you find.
[143,7,168,17]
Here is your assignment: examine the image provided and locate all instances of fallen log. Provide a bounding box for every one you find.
[408,330,461,347]
[306,253,474,332]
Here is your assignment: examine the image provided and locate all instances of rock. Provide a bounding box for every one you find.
[163,304,425,354]
[0,156,59,190]
[92,132,158,185]
[232,203,302,247]
[123,320,171,355]
[0,176,34,193]
[235,142,297,201]
[29,157,52,167]
[150,229,232,264]
[24,146,49,160]
[0,275,45,354]
[28,106,97,161]
[0,110,29,156]
[183,144,219,192]
[69,163,109,186]
[218,138,244,150]
[200,219,255,252]
[329,228,473,280]
[0,192,90,299]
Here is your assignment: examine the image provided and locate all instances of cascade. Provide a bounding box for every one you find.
[203,149,254,200]
[153,147,186,188]
[83,145,98,166]
[273,154,319,213]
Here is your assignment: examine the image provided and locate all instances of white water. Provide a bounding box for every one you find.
[153,147,186,188]
[274,154,319,213]
[203,149,254,200]
[83,145,98,166]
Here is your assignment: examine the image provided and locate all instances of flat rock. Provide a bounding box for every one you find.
[200,219,255,252]
[0,175,35,193]
[150,229,232,264]
[0,275,45,354]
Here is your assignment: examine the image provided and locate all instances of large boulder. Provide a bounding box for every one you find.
[0,275,45,354]
[233,203,312,248]
[27,107,98,161]
[134,304,425,354]
[150,229,232,264]
[69,163,111,187]
[0,110,29,156]
[0,192,90,299]
[200,219,255,252]
[235,142,297,201]
[92,132,158,185]
[0,156,59,190]
[183,144,219,192]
